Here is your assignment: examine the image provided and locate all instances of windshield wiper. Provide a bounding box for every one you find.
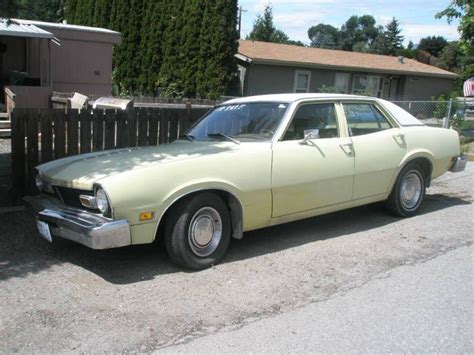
[207,132,240,145]
[179,133,195,142]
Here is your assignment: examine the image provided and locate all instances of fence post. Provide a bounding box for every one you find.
[443,99,452,128]
[10,109,26,193]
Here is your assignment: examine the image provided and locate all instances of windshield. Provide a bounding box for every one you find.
[186,102,289,141]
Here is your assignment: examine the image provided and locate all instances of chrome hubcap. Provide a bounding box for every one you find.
[188,207,222,257]
[400,172,422,210]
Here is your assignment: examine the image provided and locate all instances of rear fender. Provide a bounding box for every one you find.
[387,150,434,194]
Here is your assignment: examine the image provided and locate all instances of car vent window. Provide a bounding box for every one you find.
[343,103,392,136]
[283,103,339,141]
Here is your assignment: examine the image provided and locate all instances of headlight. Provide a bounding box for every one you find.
[95,188,110,214]
[35,174,44,192]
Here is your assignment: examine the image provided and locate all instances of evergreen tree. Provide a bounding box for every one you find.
[0,0,19,19]
[65,0,239,98]
[247,5,292,44]
[109,0,129,32]
[92,0,111,28]
[195,1,214,97]
[206,0,238,98]
[370,17,404,55]
[107,0,132,94]
[396,40,417,59]
[117,0,142,94]
[382,18,404,55]
[158,1,186,95]
[65,0,77,23]
[138,0,165,93]
[1,0,66,22]
[179,0,204,97]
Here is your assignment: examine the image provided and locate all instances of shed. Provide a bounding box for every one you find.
[0,18,121,110]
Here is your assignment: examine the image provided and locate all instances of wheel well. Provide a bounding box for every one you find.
[405,157,433,187]
[155,189,244,242]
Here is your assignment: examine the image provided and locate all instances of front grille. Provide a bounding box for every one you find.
[55,186,94,209]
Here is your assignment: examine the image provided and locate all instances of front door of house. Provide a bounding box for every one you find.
[388,78,400,100]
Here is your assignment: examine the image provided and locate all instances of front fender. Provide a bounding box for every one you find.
[153,180,246,242]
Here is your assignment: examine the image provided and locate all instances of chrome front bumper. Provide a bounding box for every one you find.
[450,155,468,173]
[24,195,131,249]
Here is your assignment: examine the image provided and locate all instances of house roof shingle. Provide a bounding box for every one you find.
[238,40,457,79]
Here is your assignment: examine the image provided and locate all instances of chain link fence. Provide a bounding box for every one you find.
[391,100,453,128]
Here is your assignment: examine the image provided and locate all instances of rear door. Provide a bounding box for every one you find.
[342,101,407,200]
[271,102,354,217]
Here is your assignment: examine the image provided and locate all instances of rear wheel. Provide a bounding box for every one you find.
[165,192,231,270]
[386,163,426,217]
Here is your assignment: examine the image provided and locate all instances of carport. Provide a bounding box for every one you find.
[0,19,61,110]
[0,19,60,89]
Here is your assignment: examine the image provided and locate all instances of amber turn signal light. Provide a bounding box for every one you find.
[139,211,154,221]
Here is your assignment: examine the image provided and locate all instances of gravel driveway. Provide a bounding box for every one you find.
[0,164,472,353]
[0,139,11,207]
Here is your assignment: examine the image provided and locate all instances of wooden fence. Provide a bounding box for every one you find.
[11,106,209,194]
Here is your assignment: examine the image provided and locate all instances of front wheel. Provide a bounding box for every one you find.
[165,192,231,270]
[386,163,426,217]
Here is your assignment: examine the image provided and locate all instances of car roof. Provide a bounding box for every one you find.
[223,93,369,104]
[222,93,424,127]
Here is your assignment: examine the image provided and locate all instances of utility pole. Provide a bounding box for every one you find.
[238,5,247,39]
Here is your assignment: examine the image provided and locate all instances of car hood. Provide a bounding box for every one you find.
[37,141,238,190]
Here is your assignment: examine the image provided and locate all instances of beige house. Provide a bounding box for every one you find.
[236,40,457,101]
[0,18,121,110]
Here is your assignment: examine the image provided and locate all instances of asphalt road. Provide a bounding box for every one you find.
[164,245,473,353]
[0,164,473,353]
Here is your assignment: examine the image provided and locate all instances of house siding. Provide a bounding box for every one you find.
[400,76,454,100]
[2,25,120,97]
[244,64,337,95]
[242,62,454,101]
[32,27,118,96]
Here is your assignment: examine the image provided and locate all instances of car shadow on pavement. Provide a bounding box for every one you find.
[0,193,471,284]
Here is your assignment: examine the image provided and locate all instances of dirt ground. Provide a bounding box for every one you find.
[0,164,472,353]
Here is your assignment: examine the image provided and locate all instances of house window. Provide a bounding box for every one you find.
[352,75,384,97]
[335,73,350,94]
[294,70,311,93]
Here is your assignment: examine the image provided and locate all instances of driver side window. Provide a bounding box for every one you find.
[282,103,339,141]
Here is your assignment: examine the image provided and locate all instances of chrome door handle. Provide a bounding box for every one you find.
[393,133,405,144]
[340,143,353,155]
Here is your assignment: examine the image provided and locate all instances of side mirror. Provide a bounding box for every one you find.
[300,129,319,145]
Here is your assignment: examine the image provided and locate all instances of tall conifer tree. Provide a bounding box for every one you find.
[66,0,239,98]
[180,0,204,97]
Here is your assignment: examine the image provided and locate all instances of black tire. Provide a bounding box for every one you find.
[165,192,231,270]
[386,163,426,217]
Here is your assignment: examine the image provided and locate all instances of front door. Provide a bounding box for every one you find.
[388,78,400,100]
[272,102,354,217]
[342,102,407,200]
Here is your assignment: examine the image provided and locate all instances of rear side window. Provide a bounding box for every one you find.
[343,103,392,136]
[282,103,339,141]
